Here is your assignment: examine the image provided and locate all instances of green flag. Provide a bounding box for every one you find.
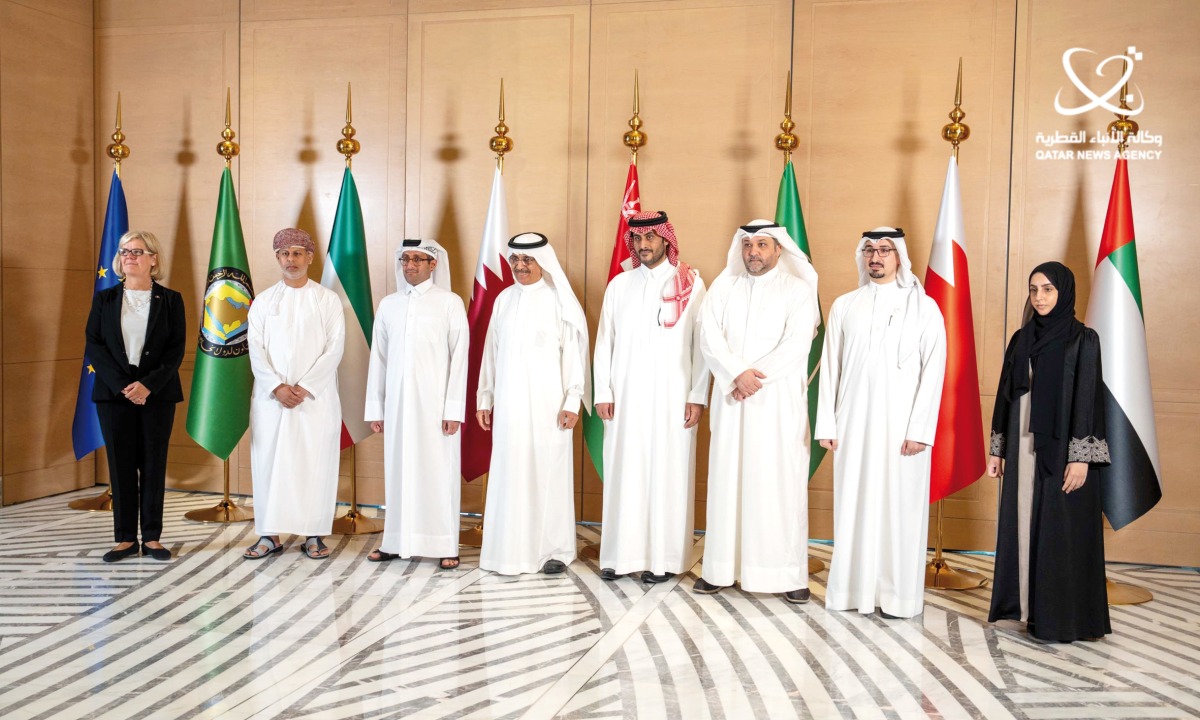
[776,160,826,479]
[186,167,255,459]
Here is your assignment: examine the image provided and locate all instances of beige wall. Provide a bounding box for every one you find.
[6,0,1195,566]
[0,0,95,504]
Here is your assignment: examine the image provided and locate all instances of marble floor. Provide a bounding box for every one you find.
[0,490,1198,719]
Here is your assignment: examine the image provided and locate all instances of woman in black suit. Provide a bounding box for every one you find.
[85,230,186,562]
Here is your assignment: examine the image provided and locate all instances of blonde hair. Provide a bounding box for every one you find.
[112,230,164,281]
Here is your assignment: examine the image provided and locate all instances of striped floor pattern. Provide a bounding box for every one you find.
[0,489,1197,719]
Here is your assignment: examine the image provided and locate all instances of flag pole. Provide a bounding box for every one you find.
[461,79,513,547]
[330,83,382,535]
[185,88,253,524]
[1102,59,1152,606]
[773,72,825,575]
[924,59,986,590]
[70,93,131,513]
[580,70,645,561]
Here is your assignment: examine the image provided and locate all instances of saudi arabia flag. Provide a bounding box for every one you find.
[1085,157,1162,530]
[776,160,826,479]
[321,167,374,448]
[186,167,255,459]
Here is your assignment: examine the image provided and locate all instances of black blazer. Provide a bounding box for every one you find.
[85,282,186,404]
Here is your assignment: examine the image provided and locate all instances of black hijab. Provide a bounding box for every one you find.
[1009,262,1084,446]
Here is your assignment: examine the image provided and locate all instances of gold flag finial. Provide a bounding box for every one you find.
[217,87,240,167]
[1107,57,1138,154]
[774,71,798,163]
[623,70,647,163]
[941,58,970,159]
[106,92,130,176]
[490,79,514,172]
[337,82,361,168]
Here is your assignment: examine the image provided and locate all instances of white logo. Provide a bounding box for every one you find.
[1054,47,1144,117]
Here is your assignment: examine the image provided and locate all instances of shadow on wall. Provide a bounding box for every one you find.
[890,73,926,271]
[434,98,464,295]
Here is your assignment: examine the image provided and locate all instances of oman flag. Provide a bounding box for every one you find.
[582,160,640,479]
[320,167,374,448]
[1085,157,1162,530]
[461,167,514,481]
[924,155,985,502]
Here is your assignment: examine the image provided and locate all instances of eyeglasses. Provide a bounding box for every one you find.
[508,255,538,267]
[861,247,895,258]
[118,248,156,257]
[400,256,432,266]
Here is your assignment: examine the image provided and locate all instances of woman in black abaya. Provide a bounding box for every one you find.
[986,262,1111,643]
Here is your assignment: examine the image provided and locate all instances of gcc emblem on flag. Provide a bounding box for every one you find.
[199,266,254,358]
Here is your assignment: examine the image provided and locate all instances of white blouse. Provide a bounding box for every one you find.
[121,288,152,367]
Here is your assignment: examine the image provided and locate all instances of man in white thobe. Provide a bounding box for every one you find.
[696,220,820,604]
[244,228,346,561]
[364,238,468,569]
[476,233,589,575]
[816,227,947,618]
[594,211,710,583]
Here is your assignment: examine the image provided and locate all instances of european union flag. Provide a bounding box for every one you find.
[71,171,126,460]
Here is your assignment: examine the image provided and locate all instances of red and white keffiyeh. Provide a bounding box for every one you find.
[625,211,695,329]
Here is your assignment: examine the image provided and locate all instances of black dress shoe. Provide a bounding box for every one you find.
[880,610,902,619]
[642,571,675,584]
[692,577,725,595]
[784,588,811,604]
[102,544,140,563]
[543,560,567,574]
[599,568,618,581]
[141,543,172,561]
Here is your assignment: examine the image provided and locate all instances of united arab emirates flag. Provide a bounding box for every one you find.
[1084,157,1162,530]
[320,167,374,449]
[776,160,826,479]
[186,167,255,459]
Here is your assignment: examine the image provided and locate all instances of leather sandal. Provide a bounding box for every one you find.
[302,536,330,560]
[243,536,283,560]
[439,556,460,570]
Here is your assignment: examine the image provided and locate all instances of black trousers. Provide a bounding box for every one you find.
[96,401,175,543]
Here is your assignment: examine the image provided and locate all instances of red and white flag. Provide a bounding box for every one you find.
[924,155,985,502]
[461,167,514,481]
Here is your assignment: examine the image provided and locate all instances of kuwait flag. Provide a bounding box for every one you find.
[582,160,640,480]
[320,167,374,448]
[775,160,826,479]
[461,166,514,481]
[924,155,985,501]
[1085,157,1162,530]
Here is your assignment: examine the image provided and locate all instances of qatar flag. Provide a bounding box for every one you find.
[924,154,985,502]
[461,167,514,481]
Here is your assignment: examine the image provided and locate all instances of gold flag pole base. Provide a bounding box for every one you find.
[185,458,254,523]
[69,488,113,512]
[925,556,987,590]
[808,556,826,574]
[333,445,383,535]
[924,498,987,590]
[459,474,487,547]
[1107,578,1153,605]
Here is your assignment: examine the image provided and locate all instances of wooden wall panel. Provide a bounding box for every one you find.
[585,0,795,528]
[239,11,409,501]
[794,0,1016,547]
[1,0,95,504]
[95,8,240,495]
[404,3,590,514]
[1010,0,1200,566]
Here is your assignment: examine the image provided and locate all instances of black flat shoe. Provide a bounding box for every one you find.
[103,544,140,563]
[692,577,725,595]
[141,543,172,561]
[543,560,567,574]
[784,588,810,604]
[599,568,618,581]
[642,571,675,584]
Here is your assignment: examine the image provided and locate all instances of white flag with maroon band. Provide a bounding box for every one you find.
[461,167,513,481]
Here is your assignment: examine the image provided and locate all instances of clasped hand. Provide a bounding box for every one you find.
[273,383,311,409]
[731,369,766,402]
[122,381,150,405]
